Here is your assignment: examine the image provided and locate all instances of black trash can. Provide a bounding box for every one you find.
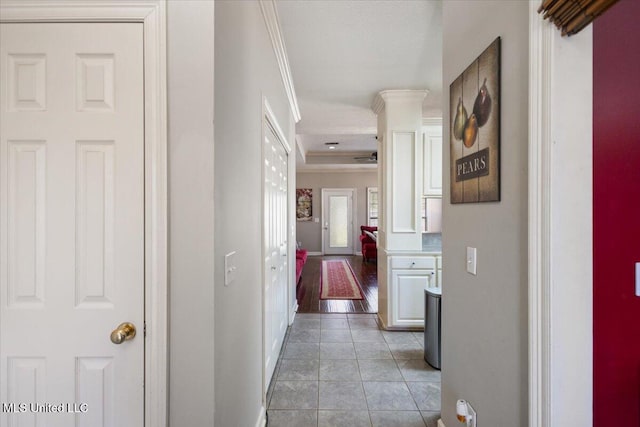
[424,287,441,369]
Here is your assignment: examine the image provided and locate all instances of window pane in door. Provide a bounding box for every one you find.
[329,195,348,247]
[367,188,378,226]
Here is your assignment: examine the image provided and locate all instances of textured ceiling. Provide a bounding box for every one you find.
[278,0,443,165]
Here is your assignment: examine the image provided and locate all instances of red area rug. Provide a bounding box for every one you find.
[320,260,364,300]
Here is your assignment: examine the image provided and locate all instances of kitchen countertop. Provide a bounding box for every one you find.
[383,249,442,256]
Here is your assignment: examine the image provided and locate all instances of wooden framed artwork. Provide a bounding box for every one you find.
[450,37,501,204]
[296,188,312,221]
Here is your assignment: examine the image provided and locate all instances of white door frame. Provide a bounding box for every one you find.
[528,9,552,423]
[0,2,168,426]
[529,2,593,425]
[261,97,291,402]
[321,188,356,255]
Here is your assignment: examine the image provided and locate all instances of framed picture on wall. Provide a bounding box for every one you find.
[449,37,501,203]
[296,188,312,221]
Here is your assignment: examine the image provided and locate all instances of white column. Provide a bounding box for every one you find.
[372,90,428,252]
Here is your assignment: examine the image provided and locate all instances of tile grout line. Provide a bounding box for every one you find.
[352,323,375,427]
[270,313,439,426]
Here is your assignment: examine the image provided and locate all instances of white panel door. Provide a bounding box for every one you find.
[263,122,288,391]
[0,23,144,427]
[322,189,354,255]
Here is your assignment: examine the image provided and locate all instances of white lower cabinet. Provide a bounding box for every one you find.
[385,254,437,329]
[379,253,442,330]
[390,268,436,328]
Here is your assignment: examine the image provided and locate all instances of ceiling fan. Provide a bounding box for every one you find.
[354,152,378,162]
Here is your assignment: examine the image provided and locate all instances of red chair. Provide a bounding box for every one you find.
[295,249,308,284]
[359,225,377,262]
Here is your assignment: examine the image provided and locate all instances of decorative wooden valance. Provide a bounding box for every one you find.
[539,0,619,36]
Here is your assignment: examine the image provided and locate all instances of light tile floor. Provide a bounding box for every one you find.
[266,313,441,427]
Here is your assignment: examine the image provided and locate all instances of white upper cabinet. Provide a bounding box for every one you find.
[422,124,443,196]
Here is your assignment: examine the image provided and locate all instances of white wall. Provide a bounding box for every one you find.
[214,1,296,426]
[167,2,215,425]
[296,171,377,252]
[441,2,528,426]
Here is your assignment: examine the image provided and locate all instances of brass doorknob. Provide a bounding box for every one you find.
[110,322,136,344]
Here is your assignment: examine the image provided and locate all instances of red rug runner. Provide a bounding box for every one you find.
[320,260,364,300]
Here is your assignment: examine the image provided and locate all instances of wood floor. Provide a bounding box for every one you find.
[296,255,378,313]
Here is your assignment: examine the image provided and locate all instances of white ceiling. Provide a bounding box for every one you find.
[277,0,442,168]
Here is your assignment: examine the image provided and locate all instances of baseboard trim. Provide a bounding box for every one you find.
[306,251,365,257]
[255,405,266,427]
[289,303,298,325]
[377,314,388,330]
[437,419,446,427]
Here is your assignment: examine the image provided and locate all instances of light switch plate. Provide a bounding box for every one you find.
[635,262,640,297]
[224,251,237,286]
[466,247,477,275]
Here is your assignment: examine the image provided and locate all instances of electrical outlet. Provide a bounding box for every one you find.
[224,251,237,286]
[467,402,477,427]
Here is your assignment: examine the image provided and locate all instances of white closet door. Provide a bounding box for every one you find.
[0,23,144,427]
[263,122,288,391]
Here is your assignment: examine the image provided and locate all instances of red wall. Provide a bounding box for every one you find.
[593,0,640,425]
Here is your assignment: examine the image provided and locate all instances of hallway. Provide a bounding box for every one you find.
[296,255,378,313]
[266,313,440,427]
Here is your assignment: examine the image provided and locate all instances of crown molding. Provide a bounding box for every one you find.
[372,89,429,114]
[259,0,301,123]
[295,136,307,163]
[296,125,379,135]
[372,93,386,115]
[422,117,443,127]
[297,165,377,174]
[306,150,375,158]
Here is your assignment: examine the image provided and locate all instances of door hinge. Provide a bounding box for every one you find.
[143,321,147,338]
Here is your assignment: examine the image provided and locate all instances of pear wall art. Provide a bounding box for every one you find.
[450,37,501,203]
